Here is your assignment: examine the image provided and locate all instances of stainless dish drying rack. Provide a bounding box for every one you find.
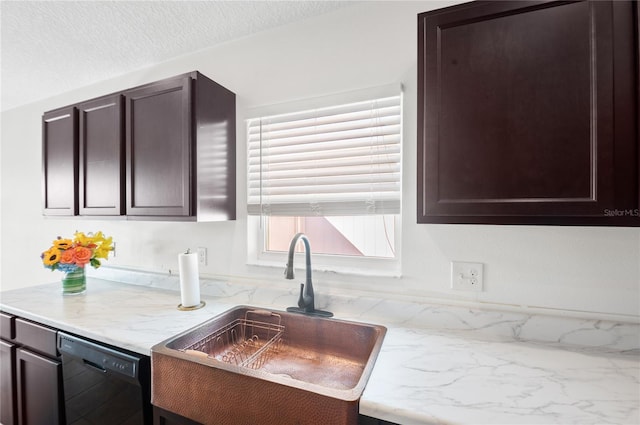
[181,310,284,369]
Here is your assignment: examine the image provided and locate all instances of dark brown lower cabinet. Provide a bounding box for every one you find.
[1,340,17,425]
[153,406,399,425]
[16,348,64,425]
[0,315,65,425]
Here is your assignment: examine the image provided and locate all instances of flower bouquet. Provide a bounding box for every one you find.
[41,231,113,295]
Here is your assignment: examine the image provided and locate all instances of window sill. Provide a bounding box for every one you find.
[247,251,401,278]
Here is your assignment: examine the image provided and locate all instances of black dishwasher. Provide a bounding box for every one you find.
[57,332,152,425]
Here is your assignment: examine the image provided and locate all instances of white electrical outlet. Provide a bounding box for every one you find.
[450,261,484,292]
[197,247,207,266]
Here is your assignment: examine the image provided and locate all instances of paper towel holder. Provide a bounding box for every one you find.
[178,248,204,311]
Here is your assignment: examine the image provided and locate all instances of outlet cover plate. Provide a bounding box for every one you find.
[197,247,207,266]
[451,261,483,292]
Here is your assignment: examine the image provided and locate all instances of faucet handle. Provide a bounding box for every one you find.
[297,283,306,309]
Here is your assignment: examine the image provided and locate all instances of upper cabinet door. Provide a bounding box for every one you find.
[78,95,125,216]
[42,107,78,216]
[125,77,192,217]
[418,1,639,225]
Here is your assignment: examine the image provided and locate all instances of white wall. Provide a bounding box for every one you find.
[1,1,639,321]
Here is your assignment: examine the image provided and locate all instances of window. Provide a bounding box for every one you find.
[265,215,396,258]
[247,85,402,273]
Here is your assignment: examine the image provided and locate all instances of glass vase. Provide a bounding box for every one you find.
[62,268,86,295]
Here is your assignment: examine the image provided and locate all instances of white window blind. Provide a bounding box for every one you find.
[247,92,402,216]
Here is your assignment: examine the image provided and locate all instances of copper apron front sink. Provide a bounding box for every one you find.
[151,306,386,425]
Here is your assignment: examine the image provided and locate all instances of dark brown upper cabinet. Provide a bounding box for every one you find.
[42,71,236,221]
[125,77,191,217]
[42,107,78,216]
[78,94,125,216]
[124,72,236,220]
[418,0,639,226]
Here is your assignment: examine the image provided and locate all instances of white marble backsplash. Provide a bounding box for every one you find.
[92,267,640,353]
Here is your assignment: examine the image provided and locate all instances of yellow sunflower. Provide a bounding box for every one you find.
[42,247,61,266]
[53,238,73,250]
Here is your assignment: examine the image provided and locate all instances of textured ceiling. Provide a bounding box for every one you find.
[0,1,352,111]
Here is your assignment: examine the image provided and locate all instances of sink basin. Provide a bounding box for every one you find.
[151,305,386,425]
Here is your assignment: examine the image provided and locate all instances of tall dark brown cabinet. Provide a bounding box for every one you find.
[418,0,639,225]
[42,107,78,216]
[78,94,125,216]
[124,72,236,220]
[125,77,191,217]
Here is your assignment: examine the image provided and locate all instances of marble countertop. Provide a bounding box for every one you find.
[1,278,638,425]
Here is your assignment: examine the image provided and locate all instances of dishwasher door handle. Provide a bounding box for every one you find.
[58,331,141,380]
[83,358,107,373]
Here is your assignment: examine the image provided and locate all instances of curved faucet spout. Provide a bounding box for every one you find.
[284,233,332,318]
[285,233,312,282]
[285,233,314,312]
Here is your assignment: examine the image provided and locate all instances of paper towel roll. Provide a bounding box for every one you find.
[178,252,200,307]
